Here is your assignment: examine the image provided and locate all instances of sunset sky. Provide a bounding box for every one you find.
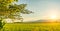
[16,0,60,22]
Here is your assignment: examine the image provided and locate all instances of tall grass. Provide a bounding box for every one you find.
[1,23,60,31]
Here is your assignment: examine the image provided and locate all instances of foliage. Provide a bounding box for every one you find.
[0,0,33,28]
[0,0,33,19]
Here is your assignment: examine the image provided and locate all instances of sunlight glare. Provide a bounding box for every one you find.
[50,15,57,19]
[49,15,58,22]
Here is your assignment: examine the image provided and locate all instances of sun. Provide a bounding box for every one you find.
[50,15,57,19]
[48,15,58,22]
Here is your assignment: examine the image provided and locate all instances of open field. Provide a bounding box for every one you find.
[1,22,60,31]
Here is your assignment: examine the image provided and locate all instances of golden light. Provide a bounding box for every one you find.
[50,15,57,19]
[49,15,58,22]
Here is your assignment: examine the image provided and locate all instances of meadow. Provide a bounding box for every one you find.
[1,22,60,31]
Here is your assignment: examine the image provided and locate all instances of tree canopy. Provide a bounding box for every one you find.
[0,0,33,20]
[0,0,34,29]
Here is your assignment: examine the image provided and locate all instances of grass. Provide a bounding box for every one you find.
[1,22,60,31]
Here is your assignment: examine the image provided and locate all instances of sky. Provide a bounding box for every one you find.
[16,0,60,22]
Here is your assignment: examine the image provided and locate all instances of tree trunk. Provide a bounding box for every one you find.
[0,20,3,30]
[0,17,5,30]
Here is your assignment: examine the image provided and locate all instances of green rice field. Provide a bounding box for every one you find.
[1,22,60,31]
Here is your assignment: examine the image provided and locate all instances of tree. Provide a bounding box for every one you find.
[0,0,33,29]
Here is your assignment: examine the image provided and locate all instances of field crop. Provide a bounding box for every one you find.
[1,22,60,31]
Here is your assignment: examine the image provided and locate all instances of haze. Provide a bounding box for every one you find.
[16,0,60,22]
